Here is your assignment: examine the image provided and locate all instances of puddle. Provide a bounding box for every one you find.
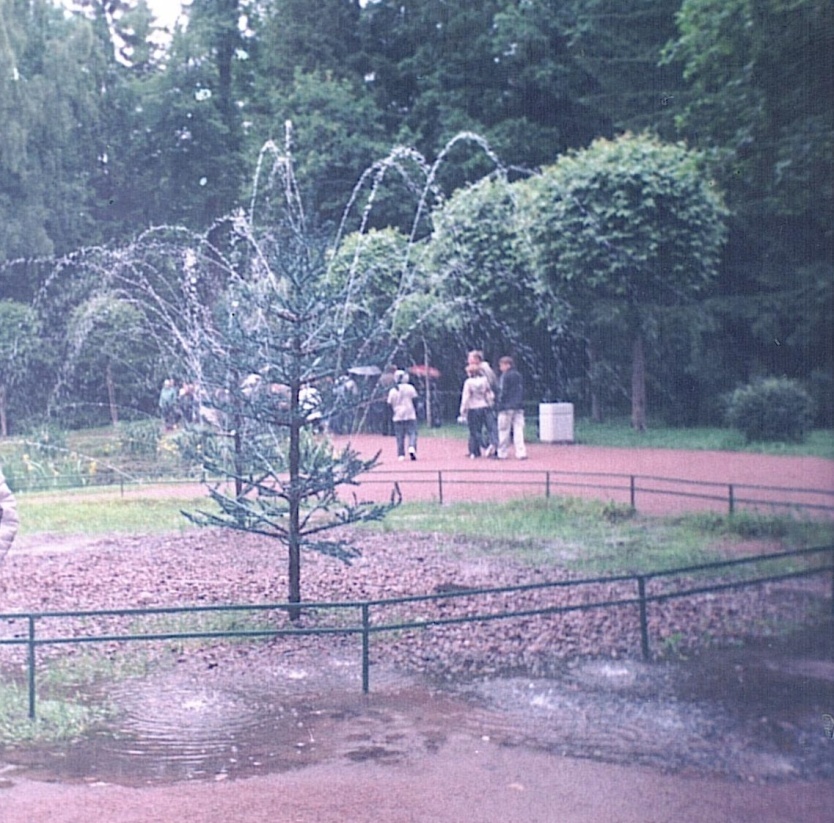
[2,659,468,786]
[2,626,832,786]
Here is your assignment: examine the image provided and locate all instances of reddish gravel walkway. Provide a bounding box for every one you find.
[339,433,834,515]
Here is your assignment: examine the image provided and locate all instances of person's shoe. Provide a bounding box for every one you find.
[398,455,405,461]
[484,444,495,457]
[408,447,417,461]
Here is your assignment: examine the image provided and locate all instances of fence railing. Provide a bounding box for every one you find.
[357,468,834,515]
[13,468,834,517]
[2,544,832,721]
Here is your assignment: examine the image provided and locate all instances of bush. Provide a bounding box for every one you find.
[724,377,814,443]
[117,420,160,457]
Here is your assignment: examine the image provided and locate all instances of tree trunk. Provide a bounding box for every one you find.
[106,361,119,426]
[631,332,647,432]
[422,338,432,427]
[287,372,302,622]
[587,339,603,423]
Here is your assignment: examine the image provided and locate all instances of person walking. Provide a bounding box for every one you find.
[459,364,494,458]
[158,378,178,431]
[387,370,418,461]
[496,355,527,460]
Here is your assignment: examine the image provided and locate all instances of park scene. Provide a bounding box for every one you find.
[0,1,832,821]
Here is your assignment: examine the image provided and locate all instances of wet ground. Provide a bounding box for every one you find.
[1,442,832,821]
[2,619,832,788]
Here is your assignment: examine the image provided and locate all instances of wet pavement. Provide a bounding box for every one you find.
[2,621,832,788]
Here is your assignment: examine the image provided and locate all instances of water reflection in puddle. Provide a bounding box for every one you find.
[5,660,468,786]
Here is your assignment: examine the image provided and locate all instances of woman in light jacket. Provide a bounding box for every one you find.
[387,370,419,461]
[459,364,494,458]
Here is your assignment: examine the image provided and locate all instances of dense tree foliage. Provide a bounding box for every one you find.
[520,134,727,430]
[0,0,830,433]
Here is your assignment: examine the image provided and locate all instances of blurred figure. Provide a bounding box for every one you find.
[387,370,418,460]
[158,378,178,431]
[467,350,498,455]
[459,363,494,458]
[496,356,527,460]
[0,468,19,560]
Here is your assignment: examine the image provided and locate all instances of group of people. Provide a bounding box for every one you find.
[381,350,527,463]
[155,352,526,466]
[157,378,199,431]
[458,351,526,460]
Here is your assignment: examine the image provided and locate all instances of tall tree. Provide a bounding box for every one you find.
[520,133,727,430]
[0,1,115,260]
[357,0,603,182]
[666,0,834,397]
[0,300,41,436]
[425,174,552,390]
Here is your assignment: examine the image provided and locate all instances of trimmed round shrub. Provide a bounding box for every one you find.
[724,377,814,442]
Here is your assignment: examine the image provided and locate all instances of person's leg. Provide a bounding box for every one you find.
[394,421,405,458]
[473,408,488,453]
[466,414,480,456]
[406,419,417,459]
[497,411,512,458]
[486,408,499,454]
[513,410,527,458]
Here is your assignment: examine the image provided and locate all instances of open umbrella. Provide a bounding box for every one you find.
[348,365,382,377]
[408,364,441,380]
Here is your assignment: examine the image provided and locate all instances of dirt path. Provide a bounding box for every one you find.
[4,736,832,823]
[2,438,833,822]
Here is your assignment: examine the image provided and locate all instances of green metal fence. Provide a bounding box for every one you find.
[358,469,834,514]
[1,544,832,721]
[13,469,834,517]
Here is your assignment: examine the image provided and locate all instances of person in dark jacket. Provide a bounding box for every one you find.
[496,356,527,460]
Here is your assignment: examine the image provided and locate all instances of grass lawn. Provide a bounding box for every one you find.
[423,418,834,458]
[15,489,834,577]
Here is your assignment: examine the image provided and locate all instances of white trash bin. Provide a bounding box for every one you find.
[539,402,574,443]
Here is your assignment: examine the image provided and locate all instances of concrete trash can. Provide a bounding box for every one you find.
[539,402,574,443]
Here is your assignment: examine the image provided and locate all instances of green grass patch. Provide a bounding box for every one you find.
[17,493,204,537]
[0,682,106,744]
[0,649,155,745]
[573,419,834,458]
[379,497,834,575]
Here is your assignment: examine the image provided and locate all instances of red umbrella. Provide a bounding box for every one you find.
[408,364,441,379]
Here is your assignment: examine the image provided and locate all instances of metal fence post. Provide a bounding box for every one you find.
[728,484,735,515]
[28,616,37,720]
[437,471,444,505]
[361,603,371,694]
[630,476,636,511]
[637,577,650,660]
[830,548,834,618]
[546,471,551,499]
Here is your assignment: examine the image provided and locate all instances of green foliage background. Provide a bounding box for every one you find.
[0,0,830,434]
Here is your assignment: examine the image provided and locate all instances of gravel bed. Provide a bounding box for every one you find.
[0,529,826,675]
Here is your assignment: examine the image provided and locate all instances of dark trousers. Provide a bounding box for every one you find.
[467,407,488,456]
[394,419,418,457]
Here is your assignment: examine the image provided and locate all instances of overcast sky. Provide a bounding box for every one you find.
[147,0,185,30]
